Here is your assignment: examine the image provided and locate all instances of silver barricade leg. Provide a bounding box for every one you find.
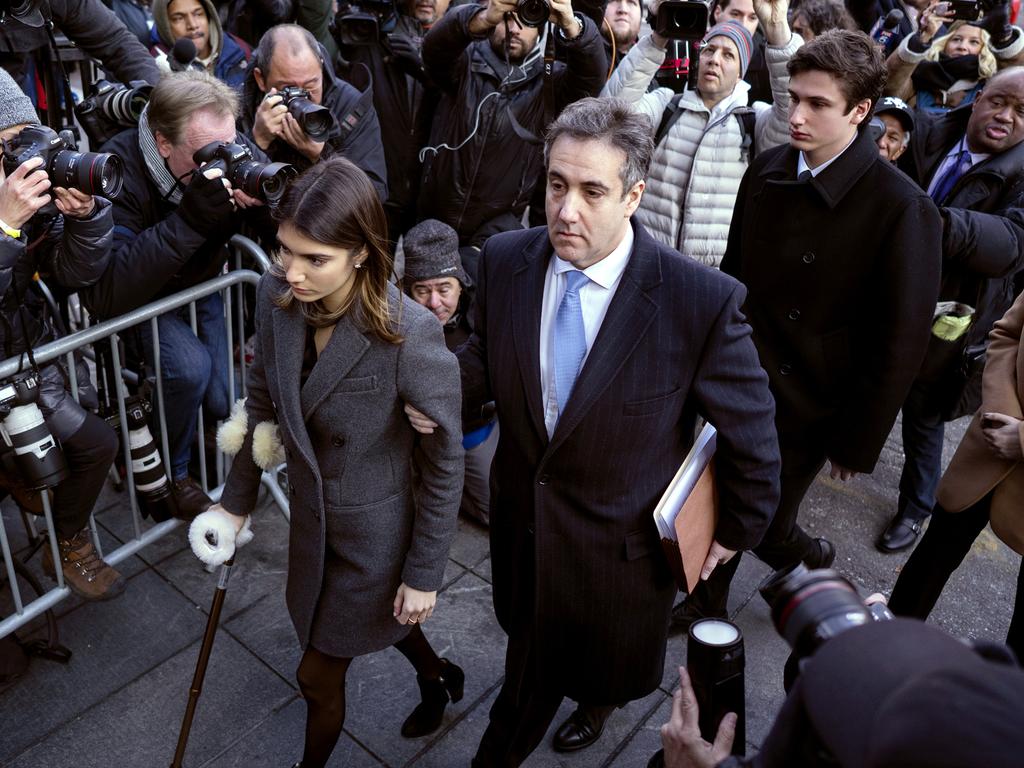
[0,504,25,617]
[187,301,210,494]
[110,334,144,541]
[151,317,174,480]
[40,492,63,589]
[65,351,79,403]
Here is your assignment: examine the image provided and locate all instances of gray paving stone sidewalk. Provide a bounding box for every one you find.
[1,416,1018,767]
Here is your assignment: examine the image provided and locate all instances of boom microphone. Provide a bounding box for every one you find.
[170,37,202,72]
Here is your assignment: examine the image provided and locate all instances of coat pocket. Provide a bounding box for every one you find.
[334,375,379,394]
[623,387,682,417]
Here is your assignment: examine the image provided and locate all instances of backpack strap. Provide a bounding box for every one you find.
[654,92,686,147]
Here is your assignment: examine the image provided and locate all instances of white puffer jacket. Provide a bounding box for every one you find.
[601,33,801,267]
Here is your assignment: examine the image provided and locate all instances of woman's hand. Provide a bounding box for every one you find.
[0,156,51,230]
[918,1,954,45]
[393,583,437,625]
[981,412,1024,461]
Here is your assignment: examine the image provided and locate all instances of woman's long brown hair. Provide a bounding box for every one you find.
[269,157,402,343]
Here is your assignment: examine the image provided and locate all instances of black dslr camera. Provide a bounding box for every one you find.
[76,79,153,149]
[192,141,297,203]
[332,0,397,46]
[649,0,709,39]
[0,372,69,490]
[515,0,550,27]
[760,563,892,688]
[277,87,336,142]
[1,125,124,199]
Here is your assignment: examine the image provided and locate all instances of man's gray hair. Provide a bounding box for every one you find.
[543,97,654,197]
[147,70,239,144]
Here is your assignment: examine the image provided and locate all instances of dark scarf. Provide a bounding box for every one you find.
[912,54,982,95]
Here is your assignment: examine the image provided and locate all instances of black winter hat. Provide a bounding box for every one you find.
[403,219,470,287]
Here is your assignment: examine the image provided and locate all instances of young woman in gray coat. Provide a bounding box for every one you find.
[190,157,465,768]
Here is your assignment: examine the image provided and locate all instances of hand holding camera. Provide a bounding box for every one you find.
[279,112,326,162]
[470,0,519,32]
[0,155,50,231]
[53,187,96,219]
[919,1,957,44]
[177,166,237,237]
[979,0,1015,47]
[547,0,580,35]
[253,88,290,150]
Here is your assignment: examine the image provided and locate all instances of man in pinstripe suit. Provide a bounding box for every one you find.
[410,96,781,766]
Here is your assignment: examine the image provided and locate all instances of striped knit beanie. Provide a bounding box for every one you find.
[702,21,754,77]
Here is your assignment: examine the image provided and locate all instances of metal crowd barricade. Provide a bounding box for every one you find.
[0,251,287,640]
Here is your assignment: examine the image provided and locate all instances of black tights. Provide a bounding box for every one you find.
[295,624,443,767]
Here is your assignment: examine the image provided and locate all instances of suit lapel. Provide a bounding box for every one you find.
[300,314,371,421]
[271,304,318,470]
[546,223,660,455]
[511,232,551,443]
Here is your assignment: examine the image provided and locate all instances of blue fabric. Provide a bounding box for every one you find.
[462,419,496,450]
[216,33,250,90]
[930,147,972,203]
[140,293,230,478]
[553,270,590,416]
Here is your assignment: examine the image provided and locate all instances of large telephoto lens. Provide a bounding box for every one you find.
[287,97,335,141]
[759,564,873,661]
[516,0,549,27]
[1,404,70,490]
[232,160,297,204]
[51,149,125,199]
[104,83,152,123]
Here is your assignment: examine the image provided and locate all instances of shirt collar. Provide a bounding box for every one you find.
[949,134,989,167]
[797,132,859,178]
[553,224,634,289]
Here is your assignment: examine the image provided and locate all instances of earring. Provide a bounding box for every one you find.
[354,262,363,269]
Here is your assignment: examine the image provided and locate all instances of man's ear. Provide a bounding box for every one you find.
[624,179,645,216]
[154,130,173,160]
[850,98,873,127]
[254,67,266,93]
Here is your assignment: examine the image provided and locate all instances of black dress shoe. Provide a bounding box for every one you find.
[552,703,616,752]
[669,599,727,633]
[809,537,836,569]
[877,513,925,553]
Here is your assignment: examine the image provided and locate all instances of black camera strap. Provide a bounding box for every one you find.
[503,19,555,146]
[40,12,79,138]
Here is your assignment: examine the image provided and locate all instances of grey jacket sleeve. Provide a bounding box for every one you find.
[219,277,277,517]
[44,198,114,290]
[753,33,803,154]
[395,309,464,592]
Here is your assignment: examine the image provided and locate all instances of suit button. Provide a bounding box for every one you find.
[788,309,801,321]
[332,436,345,447]
[780,363,793,375]
[802,252,816,264]
[538,474,550,486]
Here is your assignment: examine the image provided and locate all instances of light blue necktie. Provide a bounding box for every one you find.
[553,270,590,416]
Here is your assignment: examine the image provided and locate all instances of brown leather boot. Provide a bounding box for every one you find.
[42,528,126,601]
[171,476,214,521]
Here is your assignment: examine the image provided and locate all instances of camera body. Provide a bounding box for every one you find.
[332,0,398,46]
[936,0,999,20]
[192,140,297,204]
[0,371,70,490]
[650,0,709,40]
[76,79,153,149]
[516,0,551,27]
[1,124,124,200]
[277,86,336,142]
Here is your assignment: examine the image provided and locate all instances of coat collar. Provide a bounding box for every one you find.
[510,221,661,452]
[758,128,879,209]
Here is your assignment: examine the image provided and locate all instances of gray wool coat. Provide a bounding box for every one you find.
[220,274,464,657]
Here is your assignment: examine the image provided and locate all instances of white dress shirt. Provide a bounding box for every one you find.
[797,132,858,177]
[539,225,635,438]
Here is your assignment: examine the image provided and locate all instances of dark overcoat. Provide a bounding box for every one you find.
[458,222,781,704]
[721,128,943,472]
[220,275,464,657]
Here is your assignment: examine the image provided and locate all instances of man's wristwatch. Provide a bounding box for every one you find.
[558,12,584,40]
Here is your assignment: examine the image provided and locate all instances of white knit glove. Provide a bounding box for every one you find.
[188,505,254,567]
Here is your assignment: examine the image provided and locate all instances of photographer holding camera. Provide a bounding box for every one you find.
[0,0,160,93]
[239,24,388,198]
[333,0,452,244]
[82,70,272,521]
[415,0,607,246]
[0,68,124,601]
[601,0,799,268]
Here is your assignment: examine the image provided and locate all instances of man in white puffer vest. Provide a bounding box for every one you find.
[601,0,801,267]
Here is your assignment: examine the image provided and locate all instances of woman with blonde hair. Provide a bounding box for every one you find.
[885,2,1004,112]
[189,156,466,767]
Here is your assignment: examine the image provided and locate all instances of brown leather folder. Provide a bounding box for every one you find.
[659,462,719,594]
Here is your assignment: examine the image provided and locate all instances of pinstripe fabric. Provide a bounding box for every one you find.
[457,220,781,704]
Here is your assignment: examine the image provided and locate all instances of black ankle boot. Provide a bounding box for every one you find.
[400,658,465,738]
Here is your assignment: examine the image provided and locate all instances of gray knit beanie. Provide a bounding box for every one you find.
[0,68,39,134]
[702,21,754,78]
[403,219,471,287]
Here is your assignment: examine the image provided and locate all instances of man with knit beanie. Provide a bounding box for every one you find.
[0,68,125,601]
[602,0,801,268]
[403,219,495,526]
